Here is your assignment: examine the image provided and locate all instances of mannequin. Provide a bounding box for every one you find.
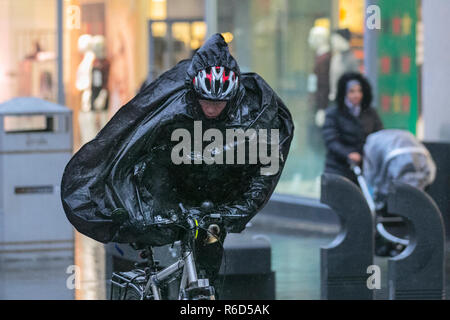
[329,28,359,102]
[76,34,97,145]
[308,26,331,127]
[76,34,95,113]
[91,35,110,130]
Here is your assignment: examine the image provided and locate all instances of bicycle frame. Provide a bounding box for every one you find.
[110,207,241,300]
[142,244,207,300]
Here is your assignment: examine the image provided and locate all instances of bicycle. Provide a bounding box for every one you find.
[110,202,244,300]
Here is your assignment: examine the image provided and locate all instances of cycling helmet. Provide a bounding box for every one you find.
[193,66,239,101]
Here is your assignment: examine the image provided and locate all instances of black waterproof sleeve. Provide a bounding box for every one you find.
[215,173,275,233]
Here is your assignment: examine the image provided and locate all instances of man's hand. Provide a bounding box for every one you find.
[348,152,362,164]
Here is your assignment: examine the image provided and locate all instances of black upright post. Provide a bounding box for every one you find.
[387,183,446,300]
[320,173,374,300]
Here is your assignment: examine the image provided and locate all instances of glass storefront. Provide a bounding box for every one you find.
[148,0,206,82]
[217,0,422,199]
[0,0,58,103]
[62,0,152,149]
[217,0,375,199]
[60,0,206,150]
[0,0,363,199]
[218,0,333,198]
[149,19,206,82]
[1,0,421,200]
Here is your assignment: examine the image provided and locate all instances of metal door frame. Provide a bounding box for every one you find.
[147,18,204,82]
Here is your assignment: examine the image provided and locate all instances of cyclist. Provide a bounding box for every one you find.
[61,33,294,296]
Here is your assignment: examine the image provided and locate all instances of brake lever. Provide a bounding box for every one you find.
[178,203,188,215]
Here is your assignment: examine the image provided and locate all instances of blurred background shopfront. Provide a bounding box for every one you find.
[0,0,425,200]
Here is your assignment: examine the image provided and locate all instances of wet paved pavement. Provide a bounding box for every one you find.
[0,257,74,300]
[0,212,448,300]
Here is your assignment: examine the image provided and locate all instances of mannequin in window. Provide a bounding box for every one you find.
[76,34,96,145]
[308,26,331,127]
[91,35,110,131]
[329,28,359,103]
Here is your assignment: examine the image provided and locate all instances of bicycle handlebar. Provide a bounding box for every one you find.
[178,202,246,231]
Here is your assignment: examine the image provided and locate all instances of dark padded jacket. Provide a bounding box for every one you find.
[322,72,383,181]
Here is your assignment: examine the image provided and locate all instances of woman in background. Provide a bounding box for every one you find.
[322,72,383,183]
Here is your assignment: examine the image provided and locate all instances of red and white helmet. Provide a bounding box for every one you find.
[193,66,239,101]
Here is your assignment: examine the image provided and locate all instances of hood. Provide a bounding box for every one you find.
[186,33,241,83]
[185,33,244,120]
[335,72,373,111]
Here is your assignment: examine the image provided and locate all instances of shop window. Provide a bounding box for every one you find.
[0,0,57,103]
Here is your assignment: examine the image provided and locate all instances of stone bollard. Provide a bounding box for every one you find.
[387,182,446,300]
[320,173,374,300]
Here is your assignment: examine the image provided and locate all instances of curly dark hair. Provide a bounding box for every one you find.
[335,72,373,110]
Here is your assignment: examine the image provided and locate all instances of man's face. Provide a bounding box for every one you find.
[199,99,227,119]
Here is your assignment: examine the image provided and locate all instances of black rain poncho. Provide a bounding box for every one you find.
[61,34,294,246]
[363,129,436,210]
